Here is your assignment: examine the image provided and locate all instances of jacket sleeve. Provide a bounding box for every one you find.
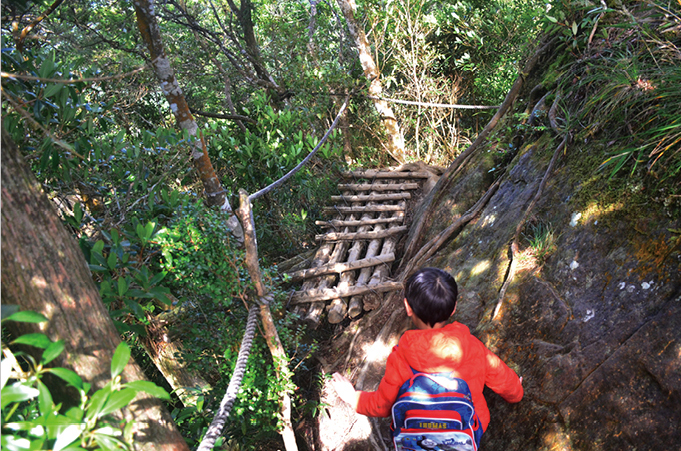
[356,347,409,417]
[483,347,523,403]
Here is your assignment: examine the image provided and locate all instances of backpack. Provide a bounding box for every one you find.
[391,369,483,451]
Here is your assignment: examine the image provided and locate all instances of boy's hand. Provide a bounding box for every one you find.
[331,372,360,410]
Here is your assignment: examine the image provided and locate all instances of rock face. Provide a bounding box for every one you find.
[313,127,681,449]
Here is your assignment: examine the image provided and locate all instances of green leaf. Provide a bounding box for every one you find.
[53,424,85,451]
[12,333,52,349]
[107,252,117,270]
[1,383,40,408]
[117,277,128,297]
[125,380,170,399]
[571,21,578,35]
[4,311,48,324]
[41,340,65,365]
[46,368,83,390]
[92,240,105,255]
[73,202,83,224]
[37,379,54,416]
[546,15,557,23]
[86,386,111,420]
[123,299,145,321]
[110,342,130,379]
[98,388,137,416]
[44,83,63,98]
[64,406,85,422]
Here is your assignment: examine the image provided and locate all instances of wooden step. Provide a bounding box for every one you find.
[285,253,395,282]
[342,170,431,179]
[290,281,403,304]
[316,217,404,228]
[315,226,407,242]
[330,193,411,202]
[337,182,420,192]
[323,205,404,214]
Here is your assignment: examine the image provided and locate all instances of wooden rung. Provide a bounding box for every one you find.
[323,205,404,213]
[315,227,407,242]
[290,281,403,304]
[342,170,432,179]
[337,183,420,191]
[330,193,411,202]
[315,217,404,228]
[285,253,396,282]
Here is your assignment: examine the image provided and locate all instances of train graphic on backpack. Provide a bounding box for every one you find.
[391,370,483,451]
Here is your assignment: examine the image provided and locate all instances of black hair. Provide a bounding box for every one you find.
[404,267,458,327]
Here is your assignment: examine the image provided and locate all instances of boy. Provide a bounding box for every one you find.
[332,267,523,438]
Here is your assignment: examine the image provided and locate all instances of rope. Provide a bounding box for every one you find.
[365,95,500,110]
[249,88,357,202]
[196,305,259,451]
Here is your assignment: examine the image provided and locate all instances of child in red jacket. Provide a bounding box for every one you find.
[332,267,523,435]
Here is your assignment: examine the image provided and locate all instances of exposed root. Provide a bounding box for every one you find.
[400,176,503,279]
[492,134,569,321]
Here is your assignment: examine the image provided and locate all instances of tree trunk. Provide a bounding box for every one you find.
[1,129,190,451]
[336,0,406,163]
[133,0,243,241]
[236,190,299,451]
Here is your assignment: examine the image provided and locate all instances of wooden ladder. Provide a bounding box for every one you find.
[286,168,433,325]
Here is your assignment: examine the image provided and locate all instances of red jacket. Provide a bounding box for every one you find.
[356,321,523,431]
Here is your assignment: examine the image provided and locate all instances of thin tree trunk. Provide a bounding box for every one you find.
[336,0,406,163]
[133,0,243,241]
[236,190,299,451]
[1,129,190,451]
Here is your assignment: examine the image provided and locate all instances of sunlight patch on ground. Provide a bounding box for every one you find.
[541,428,574,451]
[470,259,491,277]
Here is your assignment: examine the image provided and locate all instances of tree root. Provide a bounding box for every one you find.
[400,176,502,279]
[492,134,569,321]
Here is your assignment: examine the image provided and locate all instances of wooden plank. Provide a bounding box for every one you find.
[315,227,407,242]
[290,281,404,304]
[323,205,404,213]
[330,193,411,202]
[327,180,389,323]
[285,253,395,282]
[337,182,420,191]
[342,170,431,179]
[316,217,403,228]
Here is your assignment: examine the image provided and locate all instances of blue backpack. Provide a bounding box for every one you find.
[391,369,483,451]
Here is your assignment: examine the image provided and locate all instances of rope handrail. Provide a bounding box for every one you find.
[365,94,500,110]
[196,305,259,451]
[248,90,354,202]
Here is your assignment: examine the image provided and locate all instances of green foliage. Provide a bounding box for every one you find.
[207,90,342,257]
[546,0,680,198]
[1,313,169,451]
[155,201,249,306]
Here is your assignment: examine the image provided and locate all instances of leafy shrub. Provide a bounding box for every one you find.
[1,311,169,451]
